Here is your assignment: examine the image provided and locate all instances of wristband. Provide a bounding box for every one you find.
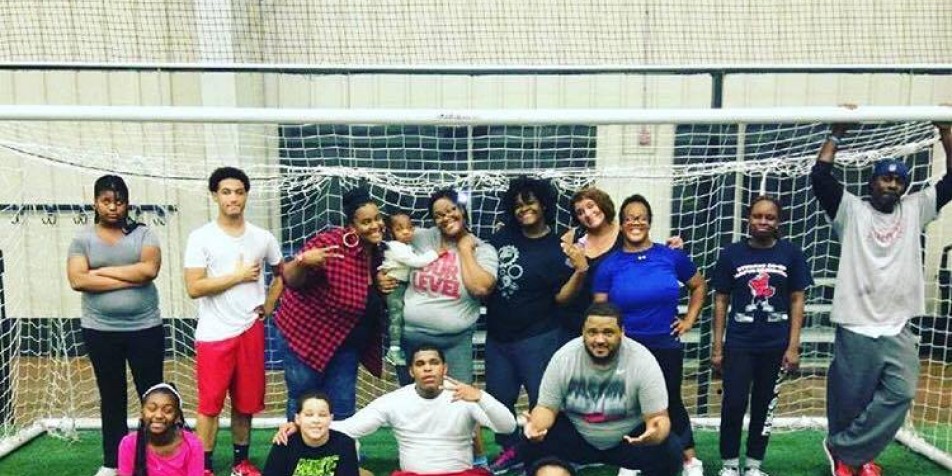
[827,134,842,146]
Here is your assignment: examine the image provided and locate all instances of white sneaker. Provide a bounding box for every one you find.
[718,467,741,476]
[617,468,641,476]
[682,458,704,476]
[94,468,117,476]
[744,468,770,476]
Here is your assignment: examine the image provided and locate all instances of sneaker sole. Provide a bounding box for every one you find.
[491,462,524,475]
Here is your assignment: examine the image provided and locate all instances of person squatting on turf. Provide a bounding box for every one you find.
[184,167,283,476]
[118,383,203,476]
[520,302,683,476]
[68,174,165,476]
[813,110,952,476]
[263,391,359,476]
[710,195,813,476]
[379,211,443,367]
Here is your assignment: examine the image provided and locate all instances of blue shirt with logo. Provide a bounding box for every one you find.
[592,243,697,349]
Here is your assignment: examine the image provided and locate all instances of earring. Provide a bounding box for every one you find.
[342,230,360,248]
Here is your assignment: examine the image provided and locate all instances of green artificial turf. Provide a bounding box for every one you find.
[0,429,947,476]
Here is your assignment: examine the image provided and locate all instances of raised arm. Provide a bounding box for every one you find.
[282,246,340,290]
[67,255,136,292]
[456,233,496,298]
[90,245,161,284]
[555,242,588,305]
[465,385,517,434]
[811,121,852,219]
[935,119,952,210]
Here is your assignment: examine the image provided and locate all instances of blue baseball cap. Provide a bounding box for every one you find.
[871,159,909,184]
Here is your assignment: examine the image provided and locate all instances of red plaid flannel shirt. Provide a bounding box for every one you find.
[275,227,383,376]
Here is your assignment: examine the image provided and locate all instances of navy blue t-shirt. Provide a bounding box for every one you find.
[593,243,697,349]
[711,239,813,350]
[486,228,575,342]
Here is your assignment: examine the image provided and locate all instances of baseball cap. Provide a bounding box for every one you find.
[870,158,909,184]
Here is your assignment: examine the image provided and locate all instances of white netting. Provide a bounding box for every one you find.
[1,1,951,67]
[0,115,949,468]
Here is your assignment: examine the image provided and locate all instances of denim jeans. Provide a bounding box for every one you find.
[484,328,561,448]
[275,326,359,421]
[397,328,475,386]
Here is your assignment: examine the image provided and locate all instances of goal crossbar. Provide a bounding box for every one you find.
[0,105,950,125]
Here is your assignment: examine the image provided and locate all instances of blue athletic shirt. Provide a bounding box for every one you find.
[711,239,813,350]
[592,243,697,349]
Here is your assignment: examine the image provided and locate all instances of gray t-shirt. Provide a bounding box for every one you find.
[402,227,498,335]
[537,337,667,450]
[830,188,937,327]
[68,225,161,331]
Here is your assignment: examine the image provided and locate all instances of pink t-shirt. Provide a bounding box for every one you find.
[117,429,204,476]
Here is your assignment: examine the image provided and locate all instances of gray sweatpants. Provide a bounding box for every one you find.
[826,325,919,466]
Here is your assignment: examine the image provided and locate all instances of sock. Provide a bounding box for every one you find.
[722,458,740,469]
[746,458,762,469]
[204,451,214,471]
[234,444,250,465]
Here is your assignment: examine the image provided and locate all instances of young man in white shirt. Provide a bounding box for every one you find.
[185,166,283,476]
[276,345,517,476]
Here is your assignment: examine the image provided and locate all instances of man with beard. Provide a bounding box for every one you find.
[275,345,516,476]
[813,118,952,476]
[520,302,682,476]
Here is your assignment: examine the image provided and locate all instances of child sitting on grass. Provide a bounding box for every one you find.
[118,383,203,476]
[263,391,359,476]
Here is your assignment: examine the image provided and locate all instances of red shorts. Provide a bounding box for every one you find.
[195,320,265,416]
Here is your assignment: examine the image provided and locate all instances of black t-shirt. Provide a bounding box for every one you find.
[263,430,359,476]
[486,228,574,342]
[555,232,623,337]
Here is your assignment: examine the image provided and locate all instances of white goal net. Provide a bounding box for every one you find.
[0,109,949,469]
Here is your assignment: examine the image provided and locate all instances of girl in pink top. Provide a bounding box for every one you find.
[118,383,204,476]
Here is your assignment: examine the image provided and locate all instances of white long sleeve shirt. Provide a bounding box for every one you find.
[380,240,440,282]
[331,385,516,474]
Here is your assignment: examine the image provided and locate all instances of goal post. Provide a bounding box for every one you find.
[0,106,949,470]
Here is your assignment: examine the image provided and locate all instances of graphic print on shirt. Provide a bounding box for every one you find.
[496,245,523,299]
[735,264,787,323]
[412,251,461,299]
[564,376,628,424]
[292,454,340,476]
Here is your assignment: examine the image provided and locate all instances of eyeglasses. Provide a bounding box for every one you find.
[621,215,650,225]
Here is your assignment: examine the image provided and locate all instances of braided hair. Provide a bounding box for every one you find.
[93,174,143,235]
[133,383,185,476]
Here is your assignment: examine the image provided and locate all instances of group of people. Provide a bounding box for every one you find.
[67,120,952,476]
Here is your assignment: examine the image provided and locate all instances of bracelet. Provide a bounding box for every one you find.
[827,134,842,146]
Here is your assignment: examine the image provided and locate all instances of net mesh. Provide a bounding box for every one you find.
[1,1,951,67]
[0,118,949,463]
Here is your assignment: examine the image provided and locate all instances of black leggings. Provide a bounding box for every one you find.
[83,325,165,468]
[719,348,785,461]
[647,346,694,450]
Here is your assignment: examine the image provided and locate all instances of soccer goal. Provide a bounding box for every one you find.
[0,105,949,470]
